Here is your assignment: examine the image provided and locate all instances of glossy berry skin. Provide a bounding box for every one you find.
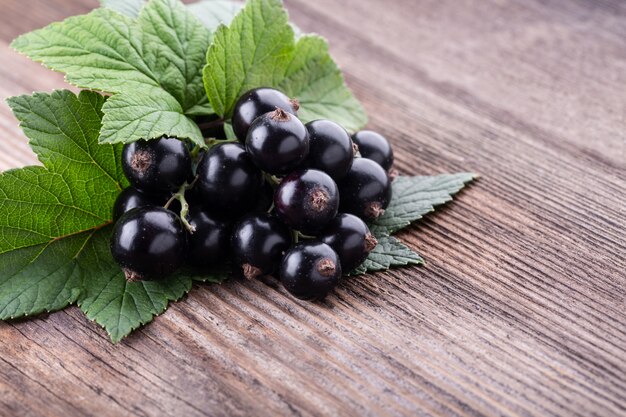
[232,88,299,142]
[246,109,309,175]
[196,143,263,216]
[338,158,392,221]
[122,137,192,195]
[274,169,339,234]
[112,187,164,220]
[110,207,186,281]
[231,213,292,279]
[305,120,353,180]
[280,242,341,300]
[352,130,394,171]
[187,208,231,267]
[318,213,378,272]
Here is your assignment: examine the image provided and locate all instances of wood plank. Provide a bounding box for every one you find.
[0,0,624,416]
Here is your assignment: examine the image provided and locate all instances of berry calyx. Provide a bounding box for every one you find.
[305,120,354,179]
[122,137,192,195]
[231,213,292,279]
[112,187,165,220]
[338,158,392,221]
[274,169,339,234]
[195,143,263,216]
[246,108,309,175]
[110,207,187,281]
[280,242,342,300]
[318,213,377,272]
[352,130,394,171]
[232,87,299,142]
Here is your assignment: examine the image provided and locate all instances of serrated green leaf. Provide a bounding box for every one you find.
[100,0,146,17]
[370,173,477,235]
[188,0,243,32]
[203,0,294,117]
[203,0,366,131]
[12,0,211,146]
[279,35,367,132]
[350,235,423,276]
[1,90,229,341]
[1,90,124,318]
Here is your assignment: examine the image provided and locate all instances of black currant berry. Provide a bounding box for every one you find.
[246,108,309,175]
[274,169,339,234]
[196,143,263,215]
[112,187,164,220]
[352,130,394,171]
[110,207,186,281]
[280,242,341,300]
[338,158,392,221]
[122,137,192,195]
[305,120,354,179]
[187,208,231,267]
[232,87,299,142]
[231,213,292,279]
[318,213,378,272]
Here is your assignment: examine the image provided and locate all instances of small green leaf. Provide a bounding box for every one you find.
[12,0,212,146]
[203,0,294,117]
[100,0,146,17]
[371,173,477,235]
[350,235,424,276]
[279,35,367,132]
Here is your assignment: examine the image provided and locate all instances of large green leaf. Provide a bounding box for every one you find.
[12,0,210,146]
[203,0,367,130]
[350,235,424,276]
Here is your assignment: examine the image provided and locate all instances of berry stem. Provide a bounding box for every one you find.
[164,177,199,234]
[205,138,238,148]
[263,173,282,186]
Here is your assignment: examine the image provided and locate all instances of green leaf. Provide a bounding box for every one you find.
[1,90,124,318]
[279,35,367,132]
[350,235,424,276]
[1,90,228,341]
[12,0,211,146]
[370,173,477,235]
[188,0,243,32]
[100,0,146,17]
[203,0,294,117]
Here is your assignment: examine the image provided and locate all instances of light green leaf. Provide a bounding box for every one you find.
[188,0,243,32]
[370,173,477,235]
[12,0,211,146]
[203,0,294,117]
[100,0,146,17]
[350,235,423,275]
[1,90,124,318]
[279,35,367,132]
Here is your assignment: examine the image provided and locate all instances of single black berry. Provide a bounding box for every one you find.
[280,242,341,300]
[122,137,192,195]
[112,187,164,220]
[232,87,299,142]
[318,213,378,272]
[196,143,263,216]
[352,130,394,171]
[110,207,187,281]
[274,169,339,234]
[338,158,392,221]
[186,208,232,267]
[246,108,309,175]
[305,120,354,179]
[231,213,292,279]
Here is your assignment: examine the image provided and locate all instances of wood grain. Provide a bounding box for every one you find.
[0,0,624,416]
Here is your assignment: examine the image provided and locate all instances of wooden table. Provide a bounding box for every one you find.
[1,0,624,416]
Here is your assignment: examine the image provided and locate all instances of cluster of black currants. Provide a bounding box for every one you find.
[110,88,395,300]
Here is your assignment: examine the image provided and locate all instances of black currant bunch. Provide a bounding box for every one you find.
[109,87,396,302]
